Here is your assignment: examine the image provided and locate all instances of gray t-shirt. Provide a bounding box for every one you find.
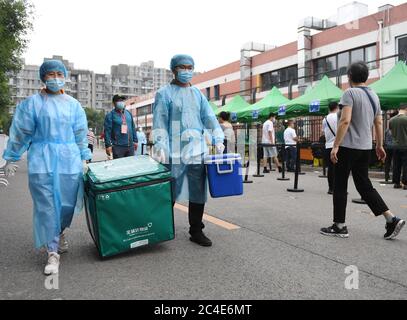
[339,87,381,150]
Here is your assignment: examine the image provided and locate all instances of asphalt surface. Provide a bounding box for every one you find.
[1,148,406,300]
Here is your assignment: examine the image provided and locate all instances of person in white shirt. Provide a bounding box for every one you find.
[218,112,236,154]
[284,120,298,172]
[87,128,96,154]
[262,113,282,173]
[322,102,339,194]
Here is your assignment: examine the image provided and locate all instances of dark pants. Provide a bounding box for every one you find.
[333,147,389,224]
[172,202,205,235]
[384,148,394,181]
[286,147,297,171]
[324,148,335,191]
[393,149,407,185]
[113,145,135,159]
[189,202,206,235]
[223,139,235,154]
[88,144,94,162]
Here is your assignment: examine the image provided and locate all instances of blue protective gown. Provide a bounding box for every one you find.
[136,131,147,155]
[153,84,224,204]
[3,92,91,249]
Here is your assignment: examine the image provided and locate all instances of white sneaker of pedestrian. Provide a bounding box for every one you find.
[58,233,68,254]
[44,252,60,275]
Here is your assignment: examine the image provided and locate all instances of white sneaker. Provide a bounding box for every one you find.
[58,233,68,254]
[44,252,60,275]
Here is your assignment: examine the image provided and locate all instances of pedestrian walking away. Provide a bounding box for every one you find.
[321,61,405,240]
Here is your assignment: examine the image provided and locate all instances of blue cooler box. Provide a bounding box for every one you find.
[205,153,244,198]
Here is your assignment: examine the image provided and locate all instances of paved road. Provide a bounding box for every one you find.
[1,148,406,300]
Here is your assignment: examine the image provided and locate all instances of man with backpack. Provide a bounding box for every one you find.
[104,95,138,159]
[322,102,339,194]
[320,62,405,240]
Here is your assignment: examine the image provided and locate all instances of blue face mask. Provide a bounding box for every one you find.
[45,78,65,92]
[116,102,125,110]
[177,70,193,84]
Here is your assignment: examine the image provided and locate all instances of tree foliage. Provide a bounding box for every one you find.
[84,107,106,136]
[0,0,34,132]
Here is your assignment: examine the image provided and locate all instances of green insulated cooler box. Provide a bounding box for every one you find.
[84,156,175,258]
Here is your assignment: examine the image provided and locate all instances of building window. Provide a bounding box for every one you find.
[206,87,211,100]
[137,104,152,117]
[350,48,364,63]
[314,55,338,80]
[397,35,407,61]
[214,85,220,101]
[337,52,350,76]
[313,44,377,80]
[260,65,298,91]
[314,58,326,80]
[365,45,377,69]
[326,56,337,77]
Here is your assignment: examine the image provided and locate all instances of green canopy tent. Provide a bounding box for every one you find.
[215,95,250,122]
[369,61,407,110]
[236,87,291,123]
[209,101,219,113]
[281,76,343,119]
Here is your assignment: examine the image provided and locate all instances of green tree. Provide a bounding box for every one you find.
[0,0,34,133]
[84,107,106,136]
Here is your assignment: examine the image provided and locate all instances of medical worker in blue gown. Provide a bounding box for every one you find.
[153,54,225,247]
[136,128,147,156]
[2,60,91,275]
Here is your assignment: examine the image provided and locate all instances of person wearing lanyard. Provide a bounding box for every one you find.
[104,95,138,159]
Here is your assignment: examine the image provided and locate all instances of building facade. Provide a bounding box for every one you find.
[8,64,42,113]
[8,57,173,113]
[129,2,407,133]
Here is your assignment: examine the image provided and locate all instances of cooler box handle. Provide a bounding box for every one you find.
[216,161,234,175]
